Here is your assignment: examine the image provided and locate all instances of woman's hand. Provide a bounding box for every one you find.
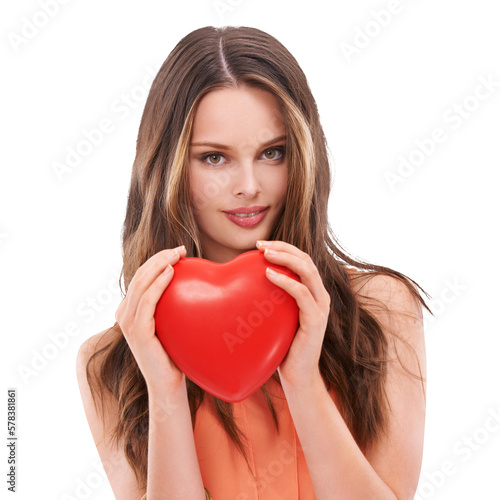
[115,245,187,394]
[256,240,331,389]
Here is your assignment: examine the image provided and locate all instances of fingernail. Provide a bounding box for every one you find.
[174,245,185,254]
[265,248,278,256]
[266,267,279,277]
[257,240,271,248]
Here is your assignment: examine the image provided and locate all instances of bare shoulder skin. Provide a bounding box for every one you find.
[76,330,147,500]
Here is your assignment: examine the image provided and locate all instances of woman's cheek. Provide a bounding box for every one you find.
[189,166,234,211]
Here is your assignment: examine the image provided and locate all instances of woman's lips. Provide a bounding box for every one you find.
[222,207,270,228]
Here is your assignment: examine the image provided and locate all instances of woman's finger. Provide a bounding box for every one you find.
[135,263,176,324]
[257,240,312,263]
[265,267,320,323]
[263,249,329,306]
[125,246,185,317]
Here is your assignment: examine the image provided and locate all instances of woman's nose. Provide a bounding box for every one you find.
[232,161,262,197]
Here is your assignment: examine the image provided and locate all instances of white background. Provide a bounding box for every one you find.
[1,0,499,498]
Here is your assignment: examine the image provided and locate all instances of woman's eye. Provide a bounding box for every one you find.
[200,147,284,166]
[261,147,284,160]
[201,153,225,166]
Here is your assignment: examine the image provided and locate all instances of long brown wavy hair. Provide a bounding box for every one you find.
[84,25,433,489]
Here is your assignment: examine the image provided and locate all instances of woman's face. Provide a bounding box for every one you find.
[188,85,288,263]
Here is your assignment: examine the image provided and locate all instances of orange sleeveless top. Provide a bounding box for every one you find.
[193,267,356,499]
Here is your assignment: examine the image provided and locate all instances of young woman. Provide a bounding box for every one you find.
[76,25,431,500]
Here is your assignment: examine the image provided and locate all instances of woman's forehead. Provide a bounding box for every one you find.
[190,86,286,145]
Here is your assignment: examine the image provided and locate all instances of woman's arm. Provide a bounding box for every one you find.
[113,245,207,499]
[282,377,398,499]
[281,274,426,500]
[258,241,426,500]
[146,377,206,500]
[77,331,207,500]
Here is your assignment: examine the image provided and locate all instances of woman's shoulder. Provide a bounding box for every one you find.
[343,265,418,310]
[343,265,423,328]
[77,325,117,365]
[75,326,118,432]
[343,266,370,290]
[344,266,360,279]
[77,330,106,358]
[344,266,403,291]
[76,325,118,399]
[76,326,147,499]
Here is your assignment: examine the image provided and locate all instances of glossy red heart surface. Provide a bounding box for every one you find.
[154,249,300,402]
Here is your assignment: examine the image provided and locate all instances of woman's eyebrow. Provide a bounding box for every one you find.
[190,134,287,150]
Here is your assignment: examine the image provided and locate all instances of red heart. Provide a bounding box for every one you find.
[154,249,300,402]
